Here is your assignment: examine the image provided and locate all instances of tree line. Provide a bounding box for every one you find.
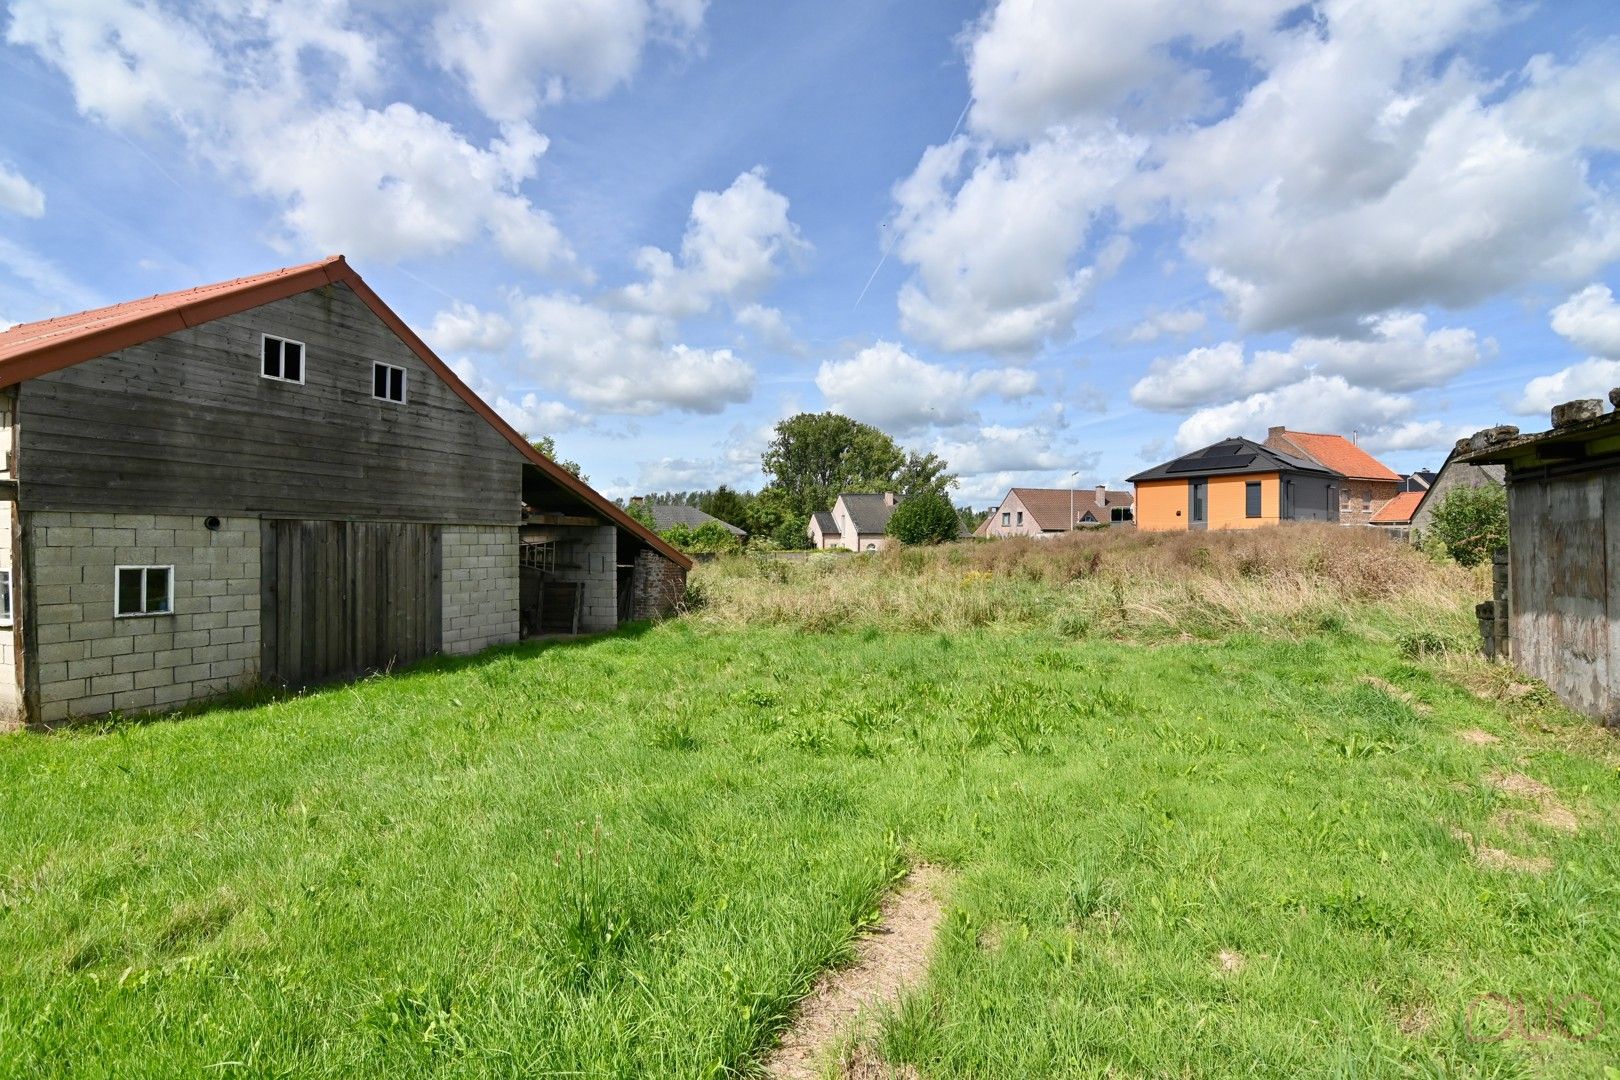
[564,412,984,550]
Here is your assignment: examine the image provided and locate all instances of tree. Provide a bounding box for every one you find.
[957,505,990,533]
[761,413,908,519]
[1424,484,1508,567]
[886,491,962,545]
[759,412,956,518]
[624,499,657,530]
[530,436,586,483]
[895,450,957,498]
[697,485,751,531]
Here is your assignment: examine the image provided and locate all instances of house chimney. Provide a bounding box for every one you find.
[1267,425,1286,439]
[629,495,645,505]
[883,492,897,507]
[1095,484,1107,507]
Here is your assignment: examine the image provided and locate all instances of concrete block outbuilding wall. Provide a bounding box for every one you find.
[29,512,259,723]
[549,525,618,632]
[441,525,520,655]
[0,508,18,730]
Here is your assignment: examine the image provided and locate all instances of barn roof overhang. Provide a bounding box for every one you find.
[1460,397,1620,480]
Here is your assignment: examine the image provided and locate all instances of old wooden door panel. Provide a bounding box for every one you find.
[261,519,443,687]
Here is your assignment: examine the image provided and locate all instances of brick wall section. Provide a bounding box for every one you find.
[29,511,259,723]
[632,549,686,620]
[549,525,618,632]
[440,525,520,655]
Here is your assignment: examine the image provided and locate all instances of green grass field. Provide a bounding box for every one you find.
[4,599,1618,1077]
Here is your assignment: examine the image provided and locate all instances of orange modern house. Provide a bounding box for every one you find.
[1129,438,1340,531]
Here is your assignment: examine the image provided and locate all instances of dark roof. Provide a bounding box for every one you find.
[1005,487,1133,531]
[1400,470,1437,492]
[811,511,839,535]
[1128,438,1335,483]
[0,256,690,570]
[648,503,746,538]
[839,493,897,534]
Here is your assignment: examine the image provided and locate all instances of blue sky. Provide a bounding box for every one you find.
[4,0,1620,505]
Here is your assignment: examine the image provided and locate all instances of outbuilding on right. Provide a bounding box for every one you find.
[1460,394,1620,725]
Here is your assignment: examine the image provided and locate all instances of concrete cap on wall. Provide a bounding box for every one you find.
[1551,398,1605,428]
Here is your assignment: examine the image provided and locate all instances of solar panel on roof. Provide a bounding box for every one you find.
[1166,453,1257,472]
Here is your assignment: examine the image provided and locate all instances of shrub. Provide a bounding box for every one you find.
[659,521,742,556]
[1425,485,1507,567]
[886,491,961,545]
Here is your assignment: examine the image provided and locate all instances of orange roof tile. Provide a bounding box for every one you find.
[0,255,690,570]
[0,257,348,384]
[1273,430,1401,481]
[1369,490,1424,524]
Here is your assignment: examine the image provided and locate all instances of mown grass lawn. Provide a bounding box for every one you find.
[3,619,1618,1077]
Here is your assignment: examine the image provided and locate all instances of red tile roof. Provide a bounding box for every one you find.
[1370,490,1424,524]
[0,257,349,385]
[1271,430,1401,481]
[0,255,690,570]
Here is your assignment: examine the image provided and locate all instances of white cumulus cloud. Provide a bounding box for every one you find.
[1172,375,1415,451]
[891,129,1141,355]
[0,164,45,217]
[1550,284,1620,359]
[435,0,707,121]
[1516,359,1620,416]
[815,341,1038,433]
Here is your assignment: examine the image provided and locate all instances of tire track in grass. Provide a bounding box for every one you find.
[763,865,947,1079]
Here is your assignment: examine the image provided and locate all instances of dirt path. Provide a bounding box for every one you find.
[763,865,947,1080]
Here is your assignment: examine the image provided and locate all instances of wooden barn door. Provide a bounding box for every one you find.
[261,520,443,687]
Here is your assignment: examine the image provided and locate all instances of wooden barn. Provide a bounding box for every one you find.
[1460,395,1620,724]
[0,256,690,728]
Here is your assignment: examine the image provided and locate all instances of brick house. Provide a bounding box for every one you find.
[0,256,689,728]
[975,485,1134,538]
[1263,427,1402,524]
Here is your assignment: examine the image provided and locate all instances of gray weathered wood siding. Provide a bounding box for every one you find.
[1506,473,1614,721]
[16,283,520,524]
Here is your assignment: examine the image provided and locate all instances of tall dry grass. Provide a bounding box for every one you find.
[689,525,1480,643]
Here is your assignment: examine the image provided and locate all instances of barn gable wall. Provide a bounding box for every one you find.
[16,283,521,524]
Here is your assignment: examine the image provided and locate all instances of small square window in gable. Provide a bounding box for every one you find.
[261,335,305,383]
[373,362,407,404]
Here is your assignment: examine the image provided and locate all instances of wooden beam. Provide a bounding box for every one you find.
[525,512,604,527]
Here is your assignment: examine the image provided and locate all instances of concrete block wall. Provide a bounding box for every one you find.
[441,525,520,654]
[550,525,618,632]
[29,512,259,723]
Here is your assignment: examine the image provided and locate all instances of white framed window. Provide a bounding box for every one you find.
[115,565,174,617]
[373,362,407,404]
[1001,512,1010,526]
[0,569,11,627]
[261,334,305,383]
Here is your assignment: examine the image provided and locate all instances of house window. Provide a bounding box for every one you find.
[1245,481,1262,518]
[1111,506,1134,523]
[1190,480,1207,523]
[1001,512,1011,526]
[0,569,10,626]
[115,566,173,617]
[261,335,304,383]
[373,362,407,403]
[1362,488,1372,511]
[1016,511,1024,526]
